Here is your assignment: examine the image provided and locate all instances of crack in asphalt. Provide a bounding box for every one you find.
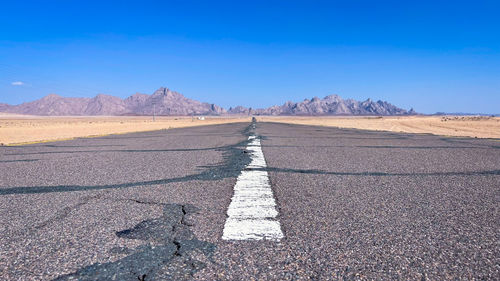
[54,204,215,281]
[0,159,39,163]
[262,167,500,177]
[4,145,242,156]
[5,194,106,240]
[9,124,256,280]
[260,144,499,149]
[34,194,103,230]
[111,198,166,206]
[4,123,258,280]
[0,129,254,196]
[2,162,498,198]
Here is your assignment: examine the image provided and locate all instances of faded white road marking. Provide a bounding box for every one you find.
[222,135,284,241]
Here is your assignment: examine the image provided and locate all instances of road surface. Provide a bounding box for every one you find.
[1,121,499,280]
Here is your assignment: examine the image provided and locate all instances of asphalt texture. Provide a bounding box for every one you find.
[0,121,499,280]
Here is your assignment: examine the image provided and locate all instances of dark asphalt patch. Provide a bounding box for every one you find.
[35,194,103,230]
[55,204,215,281]
[256,144,498,149]
[0,159,39,163]
[4,145,243,156]
[0,140,253,196]
[261,166,500,177]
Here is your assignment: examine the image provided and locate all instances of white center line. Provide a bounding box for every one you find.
[222,135,284,241]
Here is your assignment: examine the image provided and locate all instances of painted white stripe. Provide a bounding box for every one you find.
[222,135,284,241]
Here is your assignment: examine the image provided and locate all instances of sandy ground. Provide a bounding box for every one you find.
[1,115,499,145]
[257,116,500,139]
[0,115,250,145]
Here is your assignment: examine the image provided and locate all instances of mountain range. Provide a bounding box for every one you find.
[229,95,414,116]
[0,87,415,116]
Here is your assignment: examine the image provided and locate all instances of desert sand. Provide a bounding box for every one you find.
[0,115,249,145]
[257,116,500,139]
[1,115,499,145]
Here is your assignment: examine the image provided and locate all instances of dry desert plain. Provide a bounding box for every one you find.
[0,114,499,145]
[0,114,250,145]
[257,115,500,139]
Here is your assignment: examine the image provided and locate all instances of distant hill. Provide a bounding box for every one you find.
[229,95,415,116]
[0,87,225,116]
[1,87,415,116]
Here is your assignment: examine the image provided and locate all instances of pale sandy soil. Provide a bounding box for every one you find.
[257,116,500,139]
[0,115,250,145]
[1,115,498,145]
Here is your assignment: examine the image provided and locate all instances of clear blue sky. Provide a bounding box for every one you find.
[1,0,499,114]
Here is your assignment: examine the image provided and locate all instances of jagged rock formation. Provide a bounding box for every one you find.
[227,106,252,115]
[128,87,225,116]
[228,95,414,116]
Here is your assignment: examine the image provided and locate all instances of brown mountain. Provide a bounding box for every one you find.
[0,87,226,116]
[4,94,92,115]
[0,103,11,112]
[84,94,127,115]
[228,94,415,116]
[127,87,225,116]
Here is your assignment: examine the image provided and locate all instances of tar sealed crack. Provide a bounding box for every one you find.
[54,204,215,281]
[1,123,256,196]
[114,198,165,206]
[35,194,102,230]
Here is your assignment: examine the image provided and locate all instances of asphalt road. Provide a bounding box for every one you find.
[0,121,499,280]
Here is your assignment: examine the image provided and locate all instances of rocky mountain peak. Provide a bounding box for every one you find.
[323,94,342,102]
[153,87,182,99]
[93,94,120,101]
[41,93,62,100]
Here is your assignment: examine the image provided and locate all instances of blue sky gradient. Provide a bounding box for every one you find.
[1,0,499,113]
